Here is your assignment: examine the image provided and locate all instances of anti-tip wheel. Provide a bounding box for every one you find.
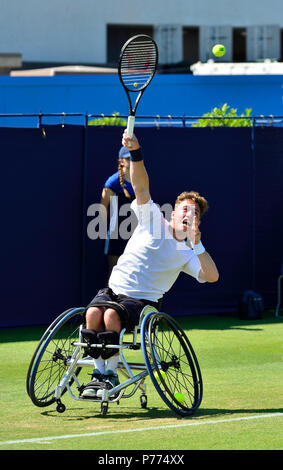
[140,394,147,409]
[101,402,109,416]
[56,402,66,413]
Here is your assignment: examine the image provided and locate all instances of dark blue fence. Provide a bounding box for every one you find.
[1,119,283,327]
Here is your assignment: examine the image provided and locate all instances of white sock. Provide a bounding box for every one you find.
[106,355,119,374]
[93,356,105,374]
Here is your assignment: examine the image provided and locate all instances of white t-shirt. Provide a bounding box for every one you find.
[109,199,205,302]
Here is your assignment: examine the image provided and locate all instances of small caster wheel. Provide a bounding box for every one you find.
[101,402,108,416]
[140,394,147,409]
[56,401,66,413]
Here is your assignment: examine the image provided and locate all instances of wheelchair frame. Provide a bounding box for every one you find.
[27,302,203,417]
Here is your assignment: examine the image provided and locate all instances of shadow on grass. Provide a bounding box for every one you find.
[41,404,283,422]
[196,406,283,419]
[0,325,47,343]
[176,310,283,332]
[1,310,282,344]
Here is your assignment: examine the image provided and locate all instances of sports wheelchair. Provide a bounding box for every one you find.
[26,301,203,417]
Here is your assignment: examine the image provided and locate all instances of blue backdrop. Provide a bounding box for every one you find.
[0,74,283,127]
[1,125,282,327]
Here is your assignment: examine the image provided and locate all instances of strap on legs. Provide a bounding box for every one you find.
[97,331,120,359]
[81,329,101,359]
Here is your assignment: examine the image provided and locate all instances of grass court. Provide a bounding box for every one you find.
[1,310,282,451]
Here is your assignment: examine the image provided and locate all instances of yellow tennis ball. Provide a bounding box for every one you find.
[154,370,166,383]
[174,392,185,404]
[133,82,138,87]
[212,44,226,57]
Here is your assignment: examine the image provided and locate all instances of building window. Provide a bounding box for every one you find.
[233,28,247,62]
[107,24,153,65]
[183,27,199,65]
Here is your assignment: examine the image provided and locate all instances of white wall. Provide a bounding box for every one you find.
[0,0,283,63]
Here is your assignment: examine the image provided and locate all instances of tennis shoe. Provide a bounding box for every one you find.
[81,369,103,398]
[95,370,120,399]
[103,369,120,388]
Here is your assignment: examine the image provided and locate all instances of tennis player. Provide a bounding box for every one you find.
[81,130,219,398]
[100,146,136,277]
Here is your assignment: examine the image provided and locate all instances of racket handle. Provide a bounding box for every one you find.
[127,115,135,141]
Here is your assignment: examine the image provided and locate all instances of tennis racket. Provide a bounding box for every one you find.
[118,34,158,139]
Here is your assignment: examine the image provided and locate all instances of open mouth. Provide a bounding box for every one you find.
[182,220,190,230]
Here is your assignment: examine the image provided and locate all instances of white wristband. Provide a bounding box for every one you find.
[193,241,205,255]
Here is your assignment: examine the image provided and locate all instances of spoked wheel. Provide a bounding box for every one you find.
[27,307,85,407]
[141,312,203,417]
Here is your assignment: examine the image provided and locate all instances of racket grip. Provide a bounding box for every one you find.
[127,115,135,139]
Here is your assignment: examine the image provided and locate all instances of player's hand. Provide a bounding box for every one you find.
[122,129,140,151]
[188,217,201,245]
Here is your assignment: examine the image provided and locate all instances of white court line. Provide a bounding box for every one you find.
[1,413,283,446]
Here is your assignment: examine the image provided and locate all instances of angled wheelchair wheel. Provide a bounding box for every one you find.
[141,312,203,417]
[27,307,85,407]
[26,308,75,396]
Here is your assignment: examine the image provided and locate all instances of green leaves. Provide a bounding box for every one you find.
[88,111,127,126]
[193,103,252,127]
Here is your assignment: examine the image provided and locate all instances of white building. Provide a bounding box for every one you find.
[0,0,283,72]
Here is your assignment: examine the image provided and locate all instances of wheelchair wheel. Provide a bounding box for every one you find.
[27,307,85,407]
[141,312,203,417]
[26,308,75,396]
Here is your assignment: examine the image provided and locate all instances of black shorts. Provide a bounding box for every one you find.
[87,287,161,331]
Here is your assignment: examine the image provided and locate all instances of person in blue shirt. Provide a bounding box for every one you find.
[100,146,137,277]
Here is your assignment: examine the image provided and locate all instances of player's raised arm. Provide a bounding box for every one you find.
[122,130,150,206]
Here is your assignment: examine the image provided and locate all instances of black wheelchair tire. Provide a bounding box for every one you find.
[28,307,85,407]
[141,312,203,417]
[26,308,76,396]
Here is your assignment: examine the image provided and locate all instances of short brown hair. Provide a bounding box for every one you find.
[174,191,209,218]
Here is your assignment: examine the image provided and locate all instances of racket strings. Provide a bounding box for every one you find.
[120,40,157,91]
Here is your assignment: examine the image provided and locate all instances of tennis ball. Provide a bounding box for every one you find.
[133,82,138,87]
[154,370,166,383]
[174,392,185,404]
[212,44,226,57]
